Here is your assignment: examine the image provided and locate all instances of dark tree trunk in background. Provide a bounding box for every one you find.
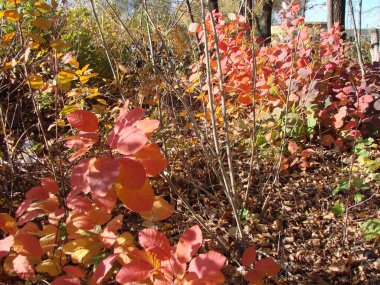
[254,0,273,45]
[209,0,219,12]
[333,0,346,31]
[240,0,273,45]
[240,0,253,27]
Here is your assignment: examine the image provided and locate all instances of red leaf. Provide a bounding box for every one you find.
[188,251,226,278]
[255,257,281,276]
[70,158,91,194]
[41,177,58,194]
[90,253,119,285]
[135,143,168,177]
[88,158,120,197]
[107,107,148,155]
[67,110,98,132]
[12,254,35,280]
[242,247,256,267]
[67,193,92,212]
[138,228,171,261]
[63,266,85,278]
[176,225,202,263]
[25,186,49,201]
[116,260,154,283]
[15,199,33,218]
[51,275,81,285]
[0,235,14,257]
[12,234,42,258]
[17,210,40,225]
[91,190,117,213]
[117,158,146,190]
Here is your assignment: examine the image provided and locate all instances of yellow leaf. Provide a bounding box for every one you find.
[4,10,20,21]
[75,64,90,76]
[34,1,52,13]
[96,99,107,105]
[2,31,15,45]
[36,259,61,277]
[58,70,75,84]
[26,33,46,43]
[33,18,53,30]
[79,73,97,84]
[28,74,43,90]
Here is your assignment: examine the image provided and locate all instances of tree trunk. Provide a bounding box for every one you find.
[327,0,334,30]
[239,0,253,27]
[333,0,346,32]
[209,0,218,12]
[370,29,379,64]
[253,0,273,45]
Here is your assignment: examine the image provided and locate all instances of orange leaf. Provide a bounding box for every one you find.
[116,260,154,283]
[117,158,146,191]
[100,215,123,248]
[115,181,154,212]
[135,143,168,177]
[139,196,174,222]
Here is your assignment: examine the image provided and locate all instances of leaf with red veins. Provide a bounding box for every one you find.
[176,225,203,263]
[116,260,154,283]
[67,110,99,132]
[12,234,42,258]
[17,210,41,226]
[138,228,172,261]
[188,251,226,279]
[67,192,92,212]
[87,158,119,197]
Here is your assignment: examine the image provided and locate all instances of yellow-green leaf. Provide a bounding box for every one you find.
[26,33,46,44]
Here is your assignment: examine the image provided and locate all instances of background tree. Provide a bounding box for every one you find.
[209,0,219,11]
[327,0,346,34]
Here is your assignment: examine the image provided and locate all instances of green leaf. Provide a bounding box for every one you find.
[361,219,380,240]
[354,193,364,203]
[60,105,79,116]
[331,202,345,216]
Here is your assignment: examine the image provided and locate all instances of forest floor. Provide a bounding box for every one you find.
[1,147,379,285]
